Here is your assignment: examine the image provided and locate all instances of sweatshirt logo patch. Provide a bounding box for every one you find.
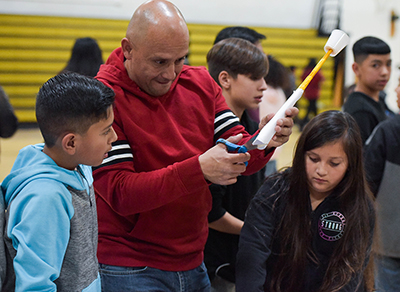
[318,211,346,241]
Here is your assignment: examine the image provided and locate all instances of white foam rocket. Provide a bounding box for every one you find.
[252,29,350,149]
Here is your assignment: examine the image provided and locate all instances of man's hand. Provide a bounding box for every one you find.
[260,107,299,149]
[199,134,250,185]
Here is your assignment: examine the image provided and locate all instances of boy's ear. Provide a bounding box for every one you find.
[218,71,231,90]
[121,37,133,60]
[352,62,360,75]
[61,133,77,155]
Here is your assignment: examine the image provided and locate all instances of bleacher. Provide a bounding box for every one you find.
[0,14,335,123]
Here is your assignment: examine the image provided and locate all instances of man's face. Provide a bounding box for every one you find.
[353,53,392,93]
[123,32,189,97]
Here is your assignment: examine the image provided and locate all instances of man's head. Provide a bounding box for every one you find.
[36,73,117,167]
[214,26,266,51]
[207,38,268,115]
[121,0,189,97]
[352,36,392,96]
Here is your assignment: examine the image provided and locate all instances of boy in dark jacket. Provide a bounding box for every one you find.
[343,36,393,144]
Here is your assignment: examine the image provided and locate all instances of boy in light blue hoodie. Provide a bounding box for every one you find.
[1,72,117,291]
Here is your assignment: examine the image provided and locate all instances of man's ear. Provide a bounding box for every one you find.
[218,71,231,90]
[61,133,77,155]
[121,37,133,60]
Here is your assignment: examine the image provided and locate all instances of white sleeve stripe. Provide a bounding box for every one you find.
[102,153,133,164]
[214,118,240,135]
[111,144,131,151]
[215,111,238,123]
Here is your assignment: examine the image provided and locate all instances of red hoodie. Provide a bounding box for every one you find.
[93,47,272,271]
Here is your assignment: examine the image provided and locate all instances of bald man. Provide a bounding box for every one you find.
[93,1,297,291]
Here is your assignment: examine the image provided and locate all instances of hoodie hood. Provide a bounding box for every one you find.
[1,144,93,205]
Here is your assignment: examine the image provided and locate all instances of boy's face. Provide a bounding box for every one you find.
[75,106,117,167]
[353,53,392,93]
[227,74,267,113]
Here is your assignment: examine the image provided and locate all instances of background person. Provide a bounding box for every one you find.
[343,36,393,144]
[364,76,400,292]
[300,58,324,129]
[0,85,18,161]
[0,85,18,139]
[59,37,103,77]
[259,55,290,176]
[204,37,269,292]
[213,26,266,51]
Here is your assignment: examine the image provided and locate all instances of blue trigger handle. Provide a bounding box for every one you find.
[216,138,248,166]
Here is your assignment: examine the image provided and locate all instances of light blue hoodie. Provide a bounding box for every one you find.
[1,144,101,292]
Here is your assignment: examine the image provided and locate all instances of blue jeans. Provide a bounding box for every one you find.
[375,255,400,292]
[99,262,211,292]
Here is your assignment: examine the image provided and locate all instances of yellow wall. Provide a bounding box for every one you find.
[0,14,334,122]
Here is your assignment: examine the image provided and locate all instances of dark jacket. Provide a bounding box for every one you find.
[364,114,400,257]
[0,85,18,139]
[236,170,374,292]
[343,91,392,144]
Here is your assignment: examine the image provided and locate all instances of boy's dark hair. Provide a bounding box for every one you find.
[214,26,266,45]
[207,38,268,86]
[36,72,115,147]
[352,36,391,63]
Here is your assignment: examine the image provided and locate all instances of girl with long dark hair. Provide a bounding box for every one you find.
[236,110,375,292]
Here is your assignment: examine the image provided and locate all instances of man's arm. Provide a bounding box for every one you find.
[200,107,298,185]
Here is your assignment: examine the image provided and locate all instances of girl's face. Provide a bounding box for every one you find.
[305,140,349,200]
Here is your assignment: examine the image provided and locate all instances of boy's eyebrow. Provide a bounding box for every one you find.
[103,122,114,131]
[371,57,392,63]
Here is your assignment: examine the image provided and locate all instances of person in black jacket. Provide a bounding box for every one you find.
[364,76,400,292]
[0,85,18,159]
[343,36,393,144]
[59,37,103,78]
[237,110,375,292]
[204,37,269,292]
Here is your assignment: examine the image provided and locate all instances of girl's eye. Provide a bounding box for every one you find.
[309,156,318,163]
[330,162,340,167]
